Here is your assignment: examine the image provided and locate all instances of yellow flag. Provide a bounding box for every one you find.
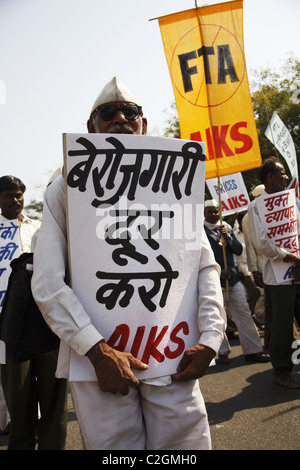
[157,0,261,179]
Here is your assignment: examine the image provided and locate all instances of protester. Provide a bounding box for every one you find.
[204,199,270,365]
[234,211,261,319]
[248,157,300,388]
[32,77,226,450]
[0,175,68,449]
[242,185,269,339]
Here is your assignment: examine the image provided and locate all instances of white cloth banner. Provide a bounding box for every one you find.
[255,189,299,284]
[206,172,249,216]
[265,111,300,208]
[0,220,21,312]
[64,133,206,381]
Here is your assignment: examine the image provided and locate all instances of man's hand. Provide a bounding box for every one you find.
[86,342,148,395]
[285,252,300,265]
[284,253,300,282]
[218,224,230,243]
[253,271,263,288]
[220,269,231,280]
[171,344,215,381]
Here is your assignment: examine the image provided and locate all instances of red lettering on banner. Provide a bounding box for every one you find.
[164,321,189,359]
[239,194,248,206]
[205,128,215,160]
[190,130,215,160]
[141,325,168,364]
[130,325,145,357]
[289,177,300,200]
[230,121,253,154]
[212,125,234,158]
[107,324,129,351]
[106,321,190,365]
[221,193,248,211]
[190,131,202,143]
[190,121,253,160]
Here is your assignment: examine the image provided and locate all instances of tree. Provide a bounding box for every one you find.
[241,55,300,192]
[24,199,43,220]
[162,102,181,139]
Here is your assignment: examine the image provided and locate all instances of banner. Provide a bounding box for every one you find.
[206,172,249,215]
[64,133,206,381]
[255,189,299,284]
[157,0,261,179]
[265,111,300,209]
[0,220,21,312]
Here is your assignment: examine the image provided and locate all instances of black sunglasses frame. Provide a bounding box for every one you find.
[93,103,142,122]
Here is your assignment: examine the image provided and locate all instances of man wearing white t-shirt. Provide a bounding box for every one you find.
[248,157,300,388]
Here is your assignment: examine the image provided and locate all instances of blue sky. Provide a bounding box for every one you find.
[0,0,299,202]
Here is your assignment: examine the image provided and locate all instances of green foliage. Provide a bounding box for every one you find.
[250,55,300,163]
[162,102,181,139]
[243,55,300,192]
[24,199,43,220]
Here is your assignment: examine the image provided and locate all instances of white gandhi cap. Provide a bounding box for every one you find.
[251,184,265,197]
[204,199,219,208]
[90,77,142,115]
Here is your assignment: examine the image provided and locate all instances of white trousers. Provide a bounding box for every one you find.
[70,379,211,450]
[219,281,263,356]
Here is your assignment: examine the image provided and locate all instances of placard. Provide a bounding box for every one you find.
[206,172,249,215]
[255,189,299,283]
[0,220,21,312]
[265,111,300,209]
[64,133,206,380]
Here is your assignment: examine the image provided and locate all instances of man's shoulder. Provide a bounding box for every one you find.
[247,198,258,216]
[248,198,256,208]
[22,215,41,229]
[46,173,64,198]
[203,224,215,237]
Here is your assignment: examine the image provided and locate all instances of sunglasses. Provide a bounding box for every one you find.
[94,103,142,122]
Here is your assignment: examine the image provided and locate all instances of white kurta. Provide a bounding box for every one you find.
[248,193,300,286]
[32,174,226,379]
[31,174,226,450]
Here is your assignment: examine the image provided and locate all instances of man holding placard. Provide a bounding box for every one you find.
[32,77,226,450]
[248,157,300,388]
[204,200,269,365]
[0,175,67,449]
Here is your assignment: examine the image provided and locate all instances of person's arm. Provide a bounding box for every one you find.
[32,175,147,395]
[248,200,292,262]
[242,217,264,286]
[86,341,148,395]
[32,176,102,352]
[243,215,259,272]
[172,230,226,381]
[219,223,243,256]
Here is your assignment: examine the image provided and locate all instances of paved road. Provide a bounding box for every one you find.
[201,333,300,451]
[1,331,300,451]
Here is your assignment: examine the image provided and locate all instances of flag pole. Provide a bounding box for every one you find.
[194,0,229,305]
[217,176,230,306]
